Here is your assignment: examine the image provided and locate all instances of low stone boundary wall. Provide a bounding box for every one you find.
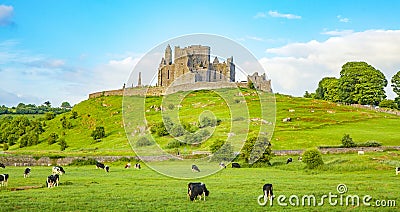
[273,146,400,156]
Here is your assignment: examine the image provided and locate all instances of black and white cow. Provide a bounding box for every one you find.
[124,163,131,169]
[263,183,274,202]
[46,174,59,188]
[189,183,209,201]
[232,162,240,168]
[0,163,5,168]
[96,162,109,172]
[0,174,9,187]
[286,158,293,164]
[24,167,31,178]
[134,163,141,169]
[219,162,226,169]
[191,165,200,172]
[52,166,65,175]
[396,167,400,175]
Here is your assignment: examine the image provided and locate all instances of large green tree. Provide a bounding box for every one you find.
[338,62,387,105]
[315,77,340,102]
[391,70,400,105]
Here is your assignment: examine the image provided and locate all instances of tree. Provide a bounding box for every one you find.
[45,112,56,120]
[240,136,272,165]
[70,111,78,119]
[3,143,8,151]
[91,126,106,140]
[338,62,387,105]
[47,133,59,145]
[60,102,72,109]
[379,99,398,110]
[303,91,313,98]
[391,71,400,105]
[43,101,51,107]
[341,134,356,148]
[210,139,235,162]
[315,77,340,102]
[302,148,324,169]
[58,138,68,151]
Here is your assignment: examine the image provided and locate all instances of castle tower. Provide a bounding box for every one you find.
[138,72,142,87]
[165,45,172,65]
[227,56,235,82]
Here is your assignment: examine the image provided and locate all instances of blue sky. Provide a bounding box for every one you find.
[1,0,400,106]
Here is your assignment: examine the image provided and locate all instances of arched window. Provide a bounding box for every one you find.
[167,70,170,79]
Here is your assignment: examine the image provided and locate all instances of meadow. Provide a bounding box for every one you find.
[1,151,399,211]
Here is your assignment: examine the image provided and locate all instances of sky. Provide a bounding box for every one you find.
[1,0,400,107]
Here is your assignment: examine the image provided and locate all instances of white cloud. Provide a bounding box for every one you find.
[268,10,301,19]
[0,5,13,26]
[321,29,354,36]
[260,30,400,98]
[337,15,350,23]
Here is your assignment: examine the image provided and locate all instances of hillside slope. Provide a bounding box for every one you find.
[4,89,400,156]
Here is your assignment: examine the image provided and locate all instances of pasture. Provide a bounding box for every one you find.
[1,151,399,211]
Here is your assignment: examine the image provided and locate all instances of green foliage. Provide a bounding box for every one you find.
[45,112,56,120]
[248,81,255,89]
[338,62,387,105]
[357,141,382,147]
[3,143,8,151]
[181,121,197,133]
[315,77,340,102]
[170,125,185,137]
[70,111,78,119]
[136,136,154,147]
[303,91,314,98]
[19,132,39,148]
[69,158,98,166]
[0,116,43,148]
[167,104,174,110]
[91,126,106,140]
[60,116,73,129]
[166,139,184,149]
[240,136,272,165]
[391,70,400,97]
[47,132,59,145]
[379,99,398,109]
[209,139,225,153]
[302,148,324,169]
[341,134,356,148]
[150,122,169,137]
[183,129,210,144]
[58,137,68,151]
[61,101,72,109]
[198,116,218,128]
[210,140,234,162]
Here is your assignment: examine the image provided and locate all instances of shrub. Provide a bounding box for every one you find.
[136,136,154,147]
[341,134,356,148]
[358,141,382,147]
[167,104,175,110]
[166,139,183,149]
[3,143,8,151]
[58,138,68,151]
[170,125,185,137]
[198,116,217,128]
[44,112,56,120]
[182,121,197,133]
[150,122,169,137]
[91,126,106,140]
[379,99,398,110]
[210,141,234,162]
[47,133,59,145]
[302,148,324,169]
[69,158,98,166]
[240,136,272,165]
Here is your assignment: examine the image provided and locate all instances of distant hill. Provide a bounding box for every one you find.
[3,88,400,156]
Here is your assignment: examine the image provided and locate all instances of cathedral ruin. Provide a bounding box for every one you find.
[157,45,235,87]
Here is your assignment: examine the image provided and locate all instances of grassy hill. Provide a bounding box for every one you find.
[3,88,400,156]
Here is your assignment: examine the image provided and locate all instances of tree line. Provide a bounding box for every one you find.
[305,62,400,109]
[0,101,72,115]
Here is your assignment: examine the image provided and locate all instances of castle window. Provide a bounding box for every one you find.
[220,70,222,79]
[167,70,170,79]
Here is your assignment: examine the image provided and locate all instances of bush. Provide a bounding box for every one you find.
[166,139,183,149]
[47,133,59,145]
[302,148,324,169]
[170,125,185,137]
[91,126,106,140]
[167,104,175,110]
[198,116,217,128]
[358,141,382,147]
[3,143,8,151]
[58,138,68,151]
[150,122,169,137]
[379,99,398,109]
[136,136,154,147]
[240,136,272,165]
[210,141,234,162]
[341,134,356,148]
[69,158,98,166]
[44,112,56,120]
[182,121,197,133]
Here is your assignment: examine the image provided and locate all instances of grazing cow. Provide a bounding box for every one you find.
[124,163,131,169]
[232,162,240,168]
[189,183,209,201]
[52,166,65,175]
[358,151,364,155]
[24,167,31,178]
[46,174,59,188]
[396,167,400,175]
[219,162,226,168]
[286,158,293,164]
[191,165,200,172]
[282,117,291,122]
[96,162,109,172]
[263,184,274,202]
[0,174,9,187]
[187,182,202,199]
[298,156,302,161]
[0,163,5,168]
[134,163,141,169]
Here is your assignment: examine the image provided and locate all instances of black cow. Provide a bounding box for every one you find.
[219,162,226,168]
[189,183,209,201]
[0,174,9,187]
[46,174,59,188]
[191,165,200,172]
[52,166,65,175]
[134,163,141,169]
[0,163,5,168]
[187,182,202,199]
[286,158,293,164]
[96,162,109,172]
[232,162,240,168]
[396,167,400,175]
[263,184,274,202]
[24,167,31,178]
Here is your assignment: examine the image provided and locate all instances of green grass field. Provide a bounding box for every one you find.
[1,151,399,211]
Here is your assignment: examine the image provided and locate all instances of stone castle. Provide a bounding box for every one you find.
[88,45,272,99]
